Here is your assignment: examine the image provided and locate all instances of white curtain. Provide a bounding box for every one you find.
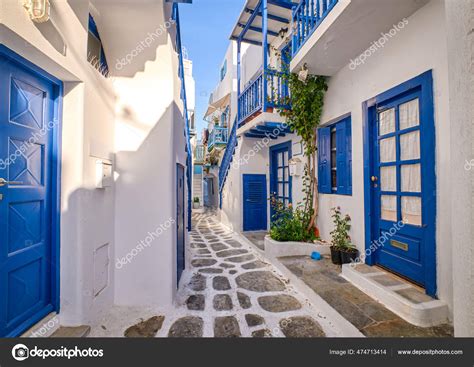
[381,166,396,191]
[380,137,396,163]
[402,196,422,226]
[379,108,395,135]
[381,195,397,222]
[400,131,420,160]
[401,164,421,192]
[399,99,419,130]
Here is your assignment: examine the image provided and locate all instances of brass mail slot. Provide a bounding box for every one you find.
[391,240,408,251]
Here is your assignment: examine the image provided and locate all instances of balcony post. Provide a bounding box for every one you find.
[262,0,268,112]
[237,39,241,123]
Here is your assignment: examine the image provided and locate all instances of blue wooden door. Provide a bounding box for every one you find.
[371,86,435,292]
[270,141,292,220]
[243,174,267,231]
[0,53,57,336]
[176,164,185,285]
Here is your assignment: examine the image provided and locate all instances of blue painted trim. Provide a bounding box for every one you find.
[268,0,296,9]
[262,0,269,113]
[362,70,437,296]
[237,23,279,37]
[173,3,192,231]
[244,7,290,24]
[88,14,109,76]
[231,36,262,47]
[269,140,293,220]
[317,115,352,195]
[0,45,63,327]
[237,0,263,42]
[243,174,268,231]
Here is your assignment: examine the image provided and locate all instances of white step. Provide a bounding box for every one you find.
[341,264,449,327]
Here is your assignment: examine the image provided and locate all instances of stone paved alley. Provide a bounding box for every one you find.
[90,211,352,337]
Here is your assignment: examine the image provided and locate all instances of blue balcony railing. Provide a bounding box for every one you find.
[238,69,290,124]
[292,0,339,56]
[238,72,263,123]
[208,126,229,151]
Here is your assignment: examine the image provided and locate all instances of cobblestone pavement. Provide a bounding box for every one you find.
[90,211,345,337]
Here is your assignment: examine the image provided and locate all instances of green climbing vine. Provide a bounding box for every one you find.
[279,71,328,235]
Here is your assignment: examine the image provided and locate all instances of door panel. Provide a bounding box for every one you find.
[176,164,185,286]
[372,89,433,288]
[243,174,267,231]
[0,54,56,336]
[270,141,292,220]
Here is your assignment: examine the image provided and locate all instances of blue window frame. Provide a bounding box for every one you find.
[220,60,227,81]
[318,116,352,195]
[88,14,109,77]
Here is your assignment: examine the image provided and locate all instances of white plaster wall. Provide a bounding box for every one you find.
[0,0,186,325]
[223,0,455,315]
[113,10,187,306]
[0,0,117,325]
[315,0,453,312]
[241,43,262,88]
[445,0,474,336]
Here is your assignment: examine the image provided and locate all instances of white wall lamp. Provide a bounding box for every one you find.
[23,0,51,23]
[298,63,309,83]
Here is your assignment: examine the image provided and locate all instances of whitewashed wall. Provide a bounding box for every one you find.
[0,0,186,325]
[315,0,453,314]
[445,0,474,336]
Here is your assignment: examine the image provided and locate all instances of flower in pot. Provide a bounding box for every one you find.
[193,197,200,209]
[329,207,359,265]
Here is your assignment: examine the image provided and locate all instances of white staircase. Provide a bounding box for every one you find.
[193,172,203,206]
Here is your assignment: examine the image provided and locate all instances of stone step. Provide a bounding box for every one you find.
[51,325,91,338]
[341,264,449,327]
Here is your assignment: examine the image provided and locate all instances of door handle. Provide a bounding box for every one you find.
[0,178,23,187]
[371,176,378,182]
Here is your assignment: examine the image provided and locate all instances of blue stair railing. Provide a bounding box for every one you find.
[218,118,238,208]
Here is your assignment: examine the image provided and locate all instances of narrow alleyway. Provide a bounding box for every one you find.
[90,211,350,337]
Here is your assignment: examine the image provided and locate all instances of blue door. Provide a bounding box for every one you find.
[0,51,59,336]
[270,141,292,220]
[176,164,185,285]
[243,174,267,231]
[368,72,436,294]
[203,177,214,207]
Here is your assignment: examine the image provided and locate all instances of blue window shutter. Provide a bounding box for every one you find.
[318,127,331,194]
[346,118,352,195]
[336,122,347,194]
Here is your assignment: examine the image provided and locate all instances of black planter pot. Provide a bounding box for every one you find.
[340,249,359,264]
[330,246,342,265]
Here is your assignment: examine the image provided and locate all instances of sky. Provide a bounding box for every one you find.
[180,0,244,136]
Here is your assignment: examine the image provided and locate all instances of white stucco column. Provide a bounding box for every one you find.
[445,0,474,337]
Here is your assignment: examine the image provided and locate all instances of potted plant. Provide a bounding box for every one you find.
[269,199,316,242]
[193,197,200,209]
[329,207,359,265]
